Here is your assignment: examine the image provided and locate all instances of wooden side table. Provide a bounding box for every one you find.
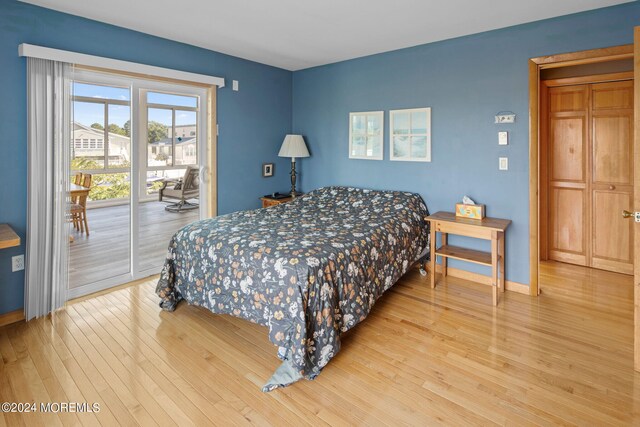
[0,224,20,250]
[260,196,294,208]
[425,211,511,306]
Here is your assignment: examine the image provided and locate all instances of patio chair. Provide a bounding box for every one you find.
[158,166,200,212]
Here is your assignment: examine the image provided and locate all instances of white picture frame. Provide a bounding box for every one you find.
[389,107,431,162]
[349,111,384,160]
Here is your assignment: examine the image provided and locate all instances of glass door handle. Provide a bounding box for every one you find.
[200,166,210,184]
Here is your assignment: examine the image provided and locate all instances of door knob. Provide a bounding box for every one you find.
[609,185,616,190]
[622,210,640,222]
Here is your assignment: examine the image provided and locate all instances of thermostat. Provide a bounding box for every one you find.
[495,112,516,124]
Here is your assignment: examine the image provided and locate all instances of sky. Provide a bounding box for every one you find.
[73,82,198,128]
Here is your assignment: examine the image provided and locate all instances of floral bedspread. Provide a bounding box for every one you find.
[156,186,429,390]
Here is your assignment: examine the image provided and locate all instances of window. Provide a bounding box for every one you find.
[349,111,383,160]
[72,82,131,172]
[71,82,132,200]
[389,108,431,162]
[146,91,198,167]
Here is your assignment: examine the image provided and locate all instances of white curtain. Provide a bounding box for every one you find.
[25,58,72,320]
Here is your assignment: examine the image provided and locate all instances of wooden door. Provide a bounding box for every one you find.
[548,85,589,266]
[633,25,639,372]
[548,80,634,274]
[591,81,634,274]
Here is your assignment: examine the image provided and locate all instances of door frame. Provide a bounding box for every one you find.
[67,67,218,299]
[528,44,634,296]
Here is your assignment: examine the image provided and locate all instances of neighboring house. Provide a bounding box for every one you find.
[72,122,130,165]
[148,135,197,166]
[169,124,197,138]
[73,122,197,167]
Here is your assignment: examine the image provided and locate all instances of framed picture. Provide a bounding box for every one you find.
[389,107,431,162]
[262,163,274,177]
[349,111,384,160]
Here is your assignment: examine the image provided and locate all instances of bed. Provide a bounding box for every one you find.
[156,186,430,390]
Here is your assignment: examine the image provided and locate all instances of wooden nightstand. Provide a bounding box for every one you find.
[260,196,294,208]
[425,211,511,306]
[0,224,20,249]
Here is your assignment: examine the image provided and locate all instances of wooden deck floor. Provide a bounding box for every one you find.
[69,201,198,288]
[1,261,638,425]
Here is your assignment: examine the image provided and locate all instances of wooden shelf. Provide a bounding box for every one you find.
[0,224,20,250]
[435,245,492,266]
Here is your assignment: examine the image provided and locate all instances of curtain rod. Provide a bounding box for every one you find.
[18,43,225,88]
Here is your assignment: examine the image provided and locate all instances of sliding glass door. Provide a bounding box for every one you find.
[69,81,132,290]
[137,89,207,275]
[68,70,210,297]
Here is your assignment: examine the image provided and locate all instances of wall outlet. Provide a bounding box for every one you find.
[12,254,24,272]
[498,131,508,145]
[232,80,239,91]
[499,157,509,171]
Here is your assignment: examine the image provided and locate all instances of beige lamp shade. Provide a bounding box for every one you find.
[278,134,310,158]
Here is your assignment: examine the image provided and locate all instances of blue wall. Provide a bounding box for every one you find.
[1,1,638,315]
[292,2,640,287]
[0,0,293,314]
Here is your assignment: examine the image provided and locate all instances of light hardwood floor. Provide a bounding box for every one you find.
[69,201,198,288]
[2,261,638,426]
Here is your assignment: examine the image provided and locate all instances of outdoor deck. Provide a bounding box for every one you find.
[69,201,199,288]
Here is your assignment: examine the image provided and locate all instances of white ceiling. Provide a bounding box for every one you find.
[21,0,631,71]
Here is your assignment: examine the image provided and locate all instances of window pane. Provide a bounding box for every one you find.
[392,112,410,135]
[393,136,409,158]
[108,104,131,168]
[147,108,172,166]
[73,82,130,101]
[352,115,366,135]
[174,110,197,166]
[366,136,380,158]
[367,115,381,135]
[411,136,428,159]
[72,101,105,169]
[411,111,428,134]
[147,91,197,108]
[351,136,366,156]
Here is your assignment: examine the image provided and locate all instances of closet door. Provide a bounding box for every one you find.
[591,81,634,274]
[548,85,589,266]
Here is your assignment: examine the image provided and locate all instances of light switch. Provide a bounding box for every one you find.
[232,80,239,91]
[499,157,508,171]
[498,131,508,145]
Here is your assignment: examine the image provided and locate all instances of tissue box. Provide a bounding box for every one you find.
[455,203,485,219]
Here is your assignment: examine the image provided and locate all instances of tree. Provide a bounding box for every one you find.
[123,120,131,137]
[91,123,104,130]
[71,158,131,201]
[148,121,168,144]
[108,123,127,136]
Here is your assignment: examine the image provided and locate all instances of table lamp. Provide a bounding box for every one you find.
[278,134,309,197]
